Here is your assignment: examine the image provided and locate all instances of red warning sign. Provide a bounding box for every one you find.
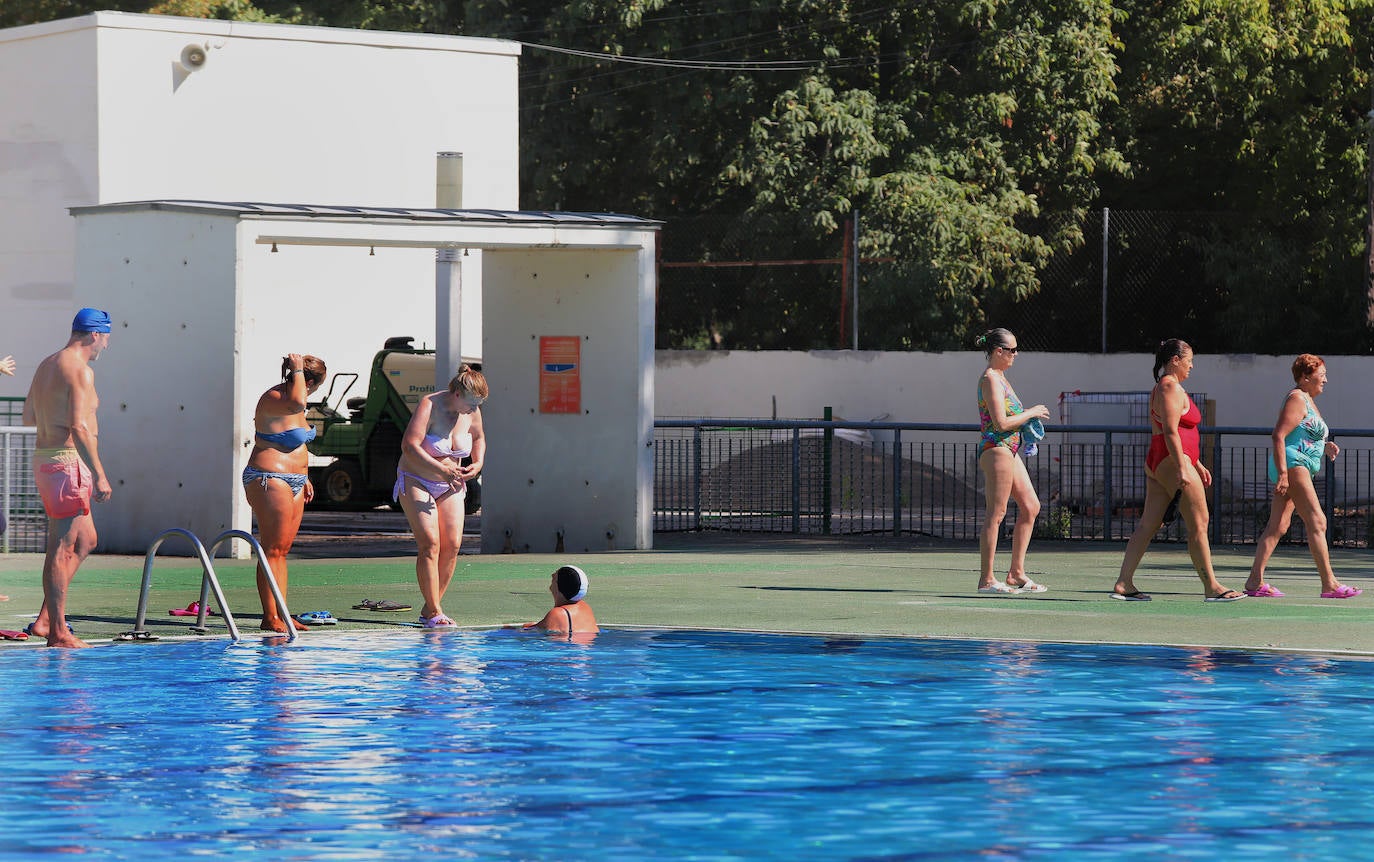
[539,336,581,414]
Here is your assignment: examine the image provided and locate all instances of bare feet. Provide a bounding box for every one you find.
[260,618,310,633]
[46,633,92,649]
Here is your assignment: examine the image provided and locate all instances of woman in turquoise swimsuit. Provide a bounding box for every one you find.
[1113,340,1242,602]
[1245,355,1357,599]
[244,353,326,632]
[975,328,1052,594]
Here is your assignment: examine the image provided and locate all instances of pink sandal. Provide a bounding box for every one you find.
[1320,585,1362,600]
[1243,584,1285,598]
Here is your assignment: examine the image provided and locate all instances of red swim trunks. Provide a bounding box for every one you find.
[33,449,92,519]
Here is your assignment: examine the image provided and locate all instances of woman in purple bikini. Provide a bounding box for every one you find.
[396,364,487,628]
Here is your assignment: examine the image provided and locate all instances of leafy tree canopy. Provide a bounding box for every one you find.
[6,0,1372,351]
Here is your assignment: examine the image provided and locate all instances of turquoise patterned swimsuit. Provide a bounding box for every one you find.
[978,373,1024,454]
[1267,391,1328,482]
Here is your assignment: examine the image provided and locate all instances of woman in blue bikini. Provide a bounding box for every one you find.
[1245,354,1357,599]
[244,353,326,632]
[396,364,487,628]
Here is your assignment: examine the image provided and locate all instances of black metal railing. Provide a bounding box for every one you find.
[654,419,1374,548]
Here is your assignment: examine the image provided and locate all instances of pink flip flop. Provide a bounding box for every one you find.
[1244,584,1285,598]
[169,601,218,617]
[1320,585,1363,599]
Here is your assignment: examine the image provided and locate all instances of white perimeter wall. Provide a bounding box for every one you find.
[655,350,1372,440]
[1,12,514,396]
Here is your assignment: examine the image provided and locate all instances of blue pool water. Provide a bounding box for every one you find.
[1,629,1372,860]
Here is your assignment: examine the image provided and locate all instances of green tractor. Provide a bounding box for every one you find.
[306,336,480,513]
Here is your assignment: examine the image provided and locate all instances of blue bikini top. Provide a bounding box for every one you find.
[256,426,316,450]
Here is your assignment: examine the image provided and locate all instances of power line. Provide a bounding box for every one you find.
[524,40,874,70]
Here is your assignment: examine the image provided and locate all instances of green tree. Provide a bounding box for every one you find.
[1104,0,1374,353]
[471,0,1127,348]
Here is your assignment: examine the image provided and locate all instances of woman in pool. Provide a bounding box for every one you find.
[975,328,1052,594]
[396,364,487,628]
[1244,355,1357,599]
[1113,339,1242,602]
[523,564,599,634]
[244,353,326,632]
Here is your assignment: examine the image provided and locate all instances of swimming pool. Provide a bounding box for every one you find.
[1,629,1370,860]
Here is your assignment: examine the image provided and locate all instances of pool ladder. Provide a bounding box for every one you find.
[116,528,297,645]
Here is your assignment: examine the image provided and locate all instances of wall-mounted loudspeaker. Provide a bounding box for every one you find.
[179,44,208,71]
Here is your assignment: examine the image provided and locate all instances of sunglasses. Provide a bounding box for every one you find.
[1000,347,1020,355]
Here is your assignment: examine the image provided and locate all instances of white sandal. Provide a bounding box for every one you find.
[977,582,1015,594]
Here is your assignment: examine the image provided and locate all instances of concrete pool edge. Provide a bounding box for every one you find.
[3,538,1374,655]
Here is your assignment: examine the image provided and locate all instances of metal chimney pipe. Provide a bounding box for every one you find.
[436,152,463,208]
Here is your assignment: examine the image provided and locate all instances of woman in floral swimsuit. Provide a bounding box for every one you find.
[975,328,1052,595]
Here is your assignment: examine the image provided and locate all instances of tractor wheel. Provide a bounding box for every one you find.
[464,475,482,515]
[319,459,366,507]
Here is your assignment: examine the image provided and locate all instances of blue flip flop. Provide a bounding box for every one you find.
[23,621,75,636]
[295,611,338,626]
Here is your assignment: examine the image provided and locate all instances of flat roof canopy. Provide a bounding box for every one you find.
[72,200,662,250]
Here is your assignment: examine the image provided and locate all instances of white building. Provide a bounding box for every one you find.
[1,11,518,394]
[71,202,659,556]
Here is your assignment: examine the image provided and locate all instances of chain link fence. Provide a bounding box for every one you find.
[658,212,848,350]
[659,209,1364,354]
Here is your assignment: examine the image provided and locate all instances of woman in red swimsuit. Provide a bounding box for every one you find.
[1112,339,1243,602]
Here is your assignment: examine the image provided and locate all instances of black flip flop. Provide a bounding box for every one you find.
[1161,490,1183,526]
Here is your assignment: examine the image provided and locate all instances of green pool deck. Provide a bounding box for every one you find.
[3,534,1374,655]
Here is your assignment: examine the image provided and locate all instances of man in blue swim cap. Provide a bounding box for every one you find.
[71,307,112,335]
[20,307,115,648]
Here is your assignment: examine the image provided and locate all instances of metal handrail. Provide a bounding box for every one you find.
[119,528,297,645]
[208,529,297,643]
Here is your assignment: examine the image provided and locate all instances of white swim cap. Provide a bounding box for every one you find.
[555,565,588,603]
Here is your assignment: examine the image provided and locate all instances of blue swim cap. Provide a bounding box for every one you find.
[1023,417,1046,443]
[72,307,111,333]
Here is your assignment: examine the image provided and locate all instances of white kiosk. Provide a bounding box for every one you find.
[70,200,660,555]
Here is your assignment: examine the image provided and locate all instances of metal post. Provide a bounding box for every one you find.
[692,426,702,531]
[1,430,8,555]
[851,210,861,351]
[436,152,464,392]
[822,407,833,535]
[1365,97,1374,325]
[1101,207,1109,353]
[1210,431,1223,546]
[792,427,803,534]
[839,218,850,348]
[1102,430,1113,540]
[891,428,902,537]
